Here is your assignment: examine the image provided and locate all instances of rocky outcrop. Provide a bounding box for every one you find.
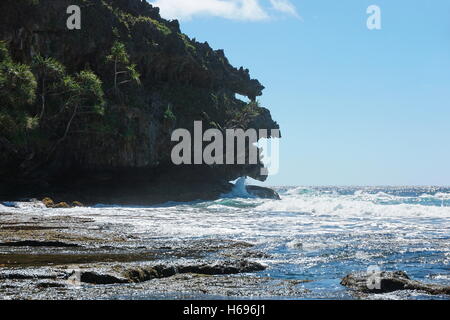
[76,271,129,285]
[0,240,80,248]
[42,197,84,208]
[0,0,280,203]
[341,271,450,295]
[69,260,266,285]
[246,185,281,200]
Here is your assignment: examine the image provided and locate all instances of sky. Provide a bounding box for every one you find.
[149,0,450,186]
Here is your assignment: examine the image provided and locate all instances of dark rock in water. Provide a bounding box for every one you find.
[123,265,176,283]
[341,271,450,295]
[71,201,84,207]
[246,185,281,200]
[42,198,55,208]
[76,271,129,285]
[0,240,80,248]
[122,260,267,283]
[36,282,67,289]
[178,260,266,275]
[71,260,266,285]
[0,271,59,281]
[41,198,84,208]
[52,202,71,209]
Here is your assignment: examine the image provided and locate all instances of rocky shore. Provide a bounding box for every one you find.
[0,199,308,300]
[1,198,449,300]
[341,271,450,297]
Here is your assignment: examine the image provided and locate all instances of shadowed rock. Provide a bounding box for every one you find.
[124,260,266,283]
[0,270,63,280]
[75,260,267,285]
[0,241,80,248]
[246,186,281,200]
[341,271,450,295]
[76,271,129,285]
[176,260,266,276]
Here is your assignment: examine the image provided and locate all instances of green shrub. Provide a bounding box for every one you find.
[164,104,176,121]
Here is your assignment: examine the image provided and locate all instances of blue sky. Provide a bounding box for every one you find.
[150,0,450,186]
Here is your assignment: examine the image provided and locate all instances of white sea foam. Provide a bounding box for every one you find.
[221,177,253,198]
[1,186,449,299]
[2,188,449,241]
[255,194,450,218]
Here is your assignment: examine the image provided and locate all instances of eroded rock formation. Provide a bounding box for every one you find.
[0,0,280,203]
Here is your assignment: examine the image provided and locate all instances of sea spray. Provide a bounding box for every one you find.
[221,177,254,198]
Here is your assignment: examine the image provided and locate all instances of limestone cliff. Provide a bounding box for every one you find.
[0,0,279,203]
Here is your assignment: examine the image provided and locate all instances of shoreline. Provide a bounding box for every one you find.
[1,187,449,300]
[0,202,306,300]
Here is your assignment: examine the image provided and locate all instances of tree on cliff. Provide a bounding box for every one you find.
[0,41,37,147]
[31,54,65,120]
[0,42,36,108]
[47,69,105,157]
[106,41,140,93]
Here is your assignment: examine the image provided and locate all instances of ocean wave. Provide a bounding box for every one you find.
[255,193,450,218]
[1,200,47,210]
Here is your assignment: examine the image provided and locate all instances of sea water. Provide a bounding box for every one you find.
[1,185,449,299]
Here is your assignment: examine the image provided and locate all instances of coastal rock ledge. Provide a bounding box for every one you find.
[341,271,450,296]
[76,260,267,285]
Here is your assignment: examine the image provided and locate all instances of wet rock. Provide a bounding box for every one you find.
[223,250,271,260]
[0,241,80,248]
[75,271,129,285]
[0,270,61,280]
[123,265,177,283]
[42,198,73,209]
[122,260,266,283]
[341,271,450,295]
[42,197,54,208]
[178,260,266,275]
[53,202,71,209]
[71,201,84,207]
[246,186,281,200]
[0,284,16,289]
[0,273,309,300]
[42,198,83,208]
[36,282,67,289]
[0,225,67,231]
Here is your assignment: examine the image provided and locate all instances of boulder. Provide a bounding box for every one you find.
[0,240,79,248]
[178,260,266,275]
[246,185,281,200]
[123,260,267,283]
[42,197,55,208]
[53,202,71,209]
[341,271,450,295]
[75,271,128,285]
[71,201,84,207]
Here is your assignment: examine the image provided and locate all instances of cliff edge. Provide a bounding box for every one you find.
[0,0,280,204]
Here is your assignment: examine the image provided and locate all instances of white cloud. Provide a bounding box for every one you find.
[269,0,300,18]
[149,0,298,21]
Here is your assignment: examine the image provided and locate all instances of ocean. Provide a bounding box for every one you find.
[1,185,449,299]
